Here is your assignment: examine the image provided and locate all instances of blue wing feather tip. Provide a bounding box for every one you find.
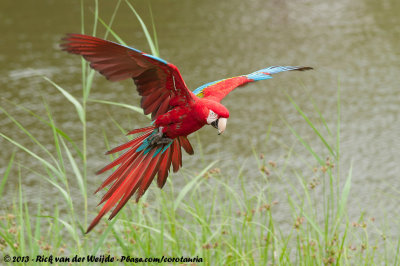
[193,66,311,96]
[246,71,273,81]
[247,66,312,79]
[143,54,168,65]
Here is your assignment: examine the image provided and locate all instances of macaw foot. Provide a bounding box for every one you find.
[155,137,173,145]
[148,127,173,145]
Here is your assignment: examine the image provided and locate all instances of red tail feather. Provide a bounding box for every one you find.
[171,140,181,172]
[178,136,194,155]
[126,126,156,135]
[94,149,138,193]
[105,131,152,155]
[157,148,173,188]
[96,152,143,201]
[86,125,194,233]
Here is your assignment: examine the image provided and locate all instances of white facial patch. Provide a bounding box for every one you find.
[207,110,218,124]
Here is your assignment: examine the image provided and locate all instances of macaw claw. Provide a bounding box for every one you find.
[148,129,173,145]
[156,137,173,145]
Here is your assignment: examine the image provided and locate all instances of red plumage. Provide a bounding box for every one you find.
[202,76,251,102]
[86,126,187,233]
[61,34,312,233]
[61,34,194,120]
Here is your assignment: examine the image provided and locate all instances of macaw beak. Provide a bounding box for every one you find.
[217,118,227,135]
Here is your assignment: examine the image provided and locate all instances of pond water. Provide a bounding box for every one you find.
[1,0,399,236]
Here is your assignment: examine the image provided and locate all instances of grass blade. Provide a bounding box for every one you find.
[97,16,127,45]
[0,151,15,197]
[125,0,158,56]
[174,161,217,211]
[60,138,86,197]
[334,163,352,230]
[0,133,60,177]
[44,77,85,125]
[88,98,148,117]
[287,93,335,158]
[91,214,120,254]
[2,98,83,159]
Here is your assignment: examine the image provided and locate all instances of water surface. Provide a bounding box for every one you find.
[1,0,399,236]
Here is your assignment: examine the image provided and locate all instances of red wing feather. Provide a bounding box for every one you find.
[61,34,194,119]
[154,98,171,119]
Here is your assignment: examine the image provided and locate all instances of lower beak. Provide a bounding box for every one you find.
[217,118,227,135]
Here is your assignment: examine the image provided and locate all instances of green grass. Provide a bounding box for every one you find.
[0,1,398,265]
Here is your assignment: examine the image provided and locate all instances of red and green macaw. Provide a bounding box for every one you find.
[61,34,312,232]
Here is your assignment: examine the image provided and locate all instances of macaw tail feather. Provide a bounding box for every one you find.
[86,126,193,233]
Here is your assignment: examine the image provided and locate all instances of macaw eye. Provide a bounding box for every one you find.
[207,110,218,124]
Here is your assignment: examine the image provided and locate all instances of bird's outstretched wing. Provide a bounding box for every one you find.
[193,66,312,102]
[61,34,194,119]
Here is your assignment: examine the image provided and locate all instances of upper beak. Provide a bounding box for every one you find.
[217,118,227,135]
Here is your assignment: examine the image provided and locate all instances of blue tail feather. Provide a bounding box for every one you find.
[136,130,157,152]
[144,146,153,155]
[153,141,173,158]
[135,128,173,157]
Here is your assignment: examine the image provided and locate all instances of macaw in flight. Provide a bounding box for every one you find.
[61,34,312,233]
